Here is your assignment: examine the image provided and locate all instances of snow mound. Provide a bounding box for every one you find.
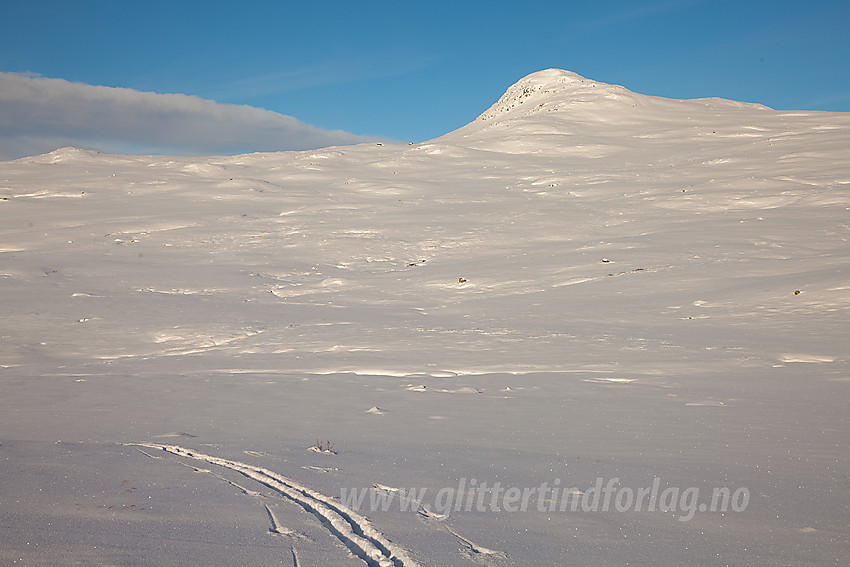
[436,68,776,154]
[471,68,770,126]
[474,68,642,122]
[34,147,103,163]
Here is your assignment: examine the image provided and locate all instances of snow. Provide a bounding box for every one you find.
[1,69,848,566]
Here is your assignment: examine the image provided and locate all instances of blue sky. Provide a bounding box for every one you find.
[1,0,848,159]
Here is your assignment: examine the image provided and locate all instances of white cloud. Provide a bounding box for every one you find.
[0,72,376,160]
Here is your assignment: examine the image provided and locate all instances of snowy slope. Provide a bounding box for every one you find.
[1,69,848,566]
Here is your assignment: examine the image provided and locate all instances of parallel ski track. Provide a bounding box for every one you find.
[133,443,419,567]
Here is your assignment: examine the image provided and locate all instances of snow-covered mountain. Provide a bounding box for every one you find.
[1,70,848,566]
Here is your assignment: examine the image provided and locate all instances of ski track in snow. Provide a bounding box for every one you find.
[264,503,304,538]
[443,524,507,563]
[132,443,419,567]
[415,508,507,564]
[178,461,262,497]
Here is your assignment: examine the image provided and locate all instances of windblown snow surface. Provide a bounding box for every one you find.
[1,69,848,566]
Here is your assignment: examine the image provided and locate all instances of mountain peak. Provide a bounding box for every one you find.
[510,68,589,88]
[473,69,636,123]
[436,69,776,153]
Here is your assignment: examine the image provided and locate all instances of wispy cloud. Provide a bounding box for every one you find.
[205,51,435,103]
[0,72,376,160]
[581,0,706,31]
